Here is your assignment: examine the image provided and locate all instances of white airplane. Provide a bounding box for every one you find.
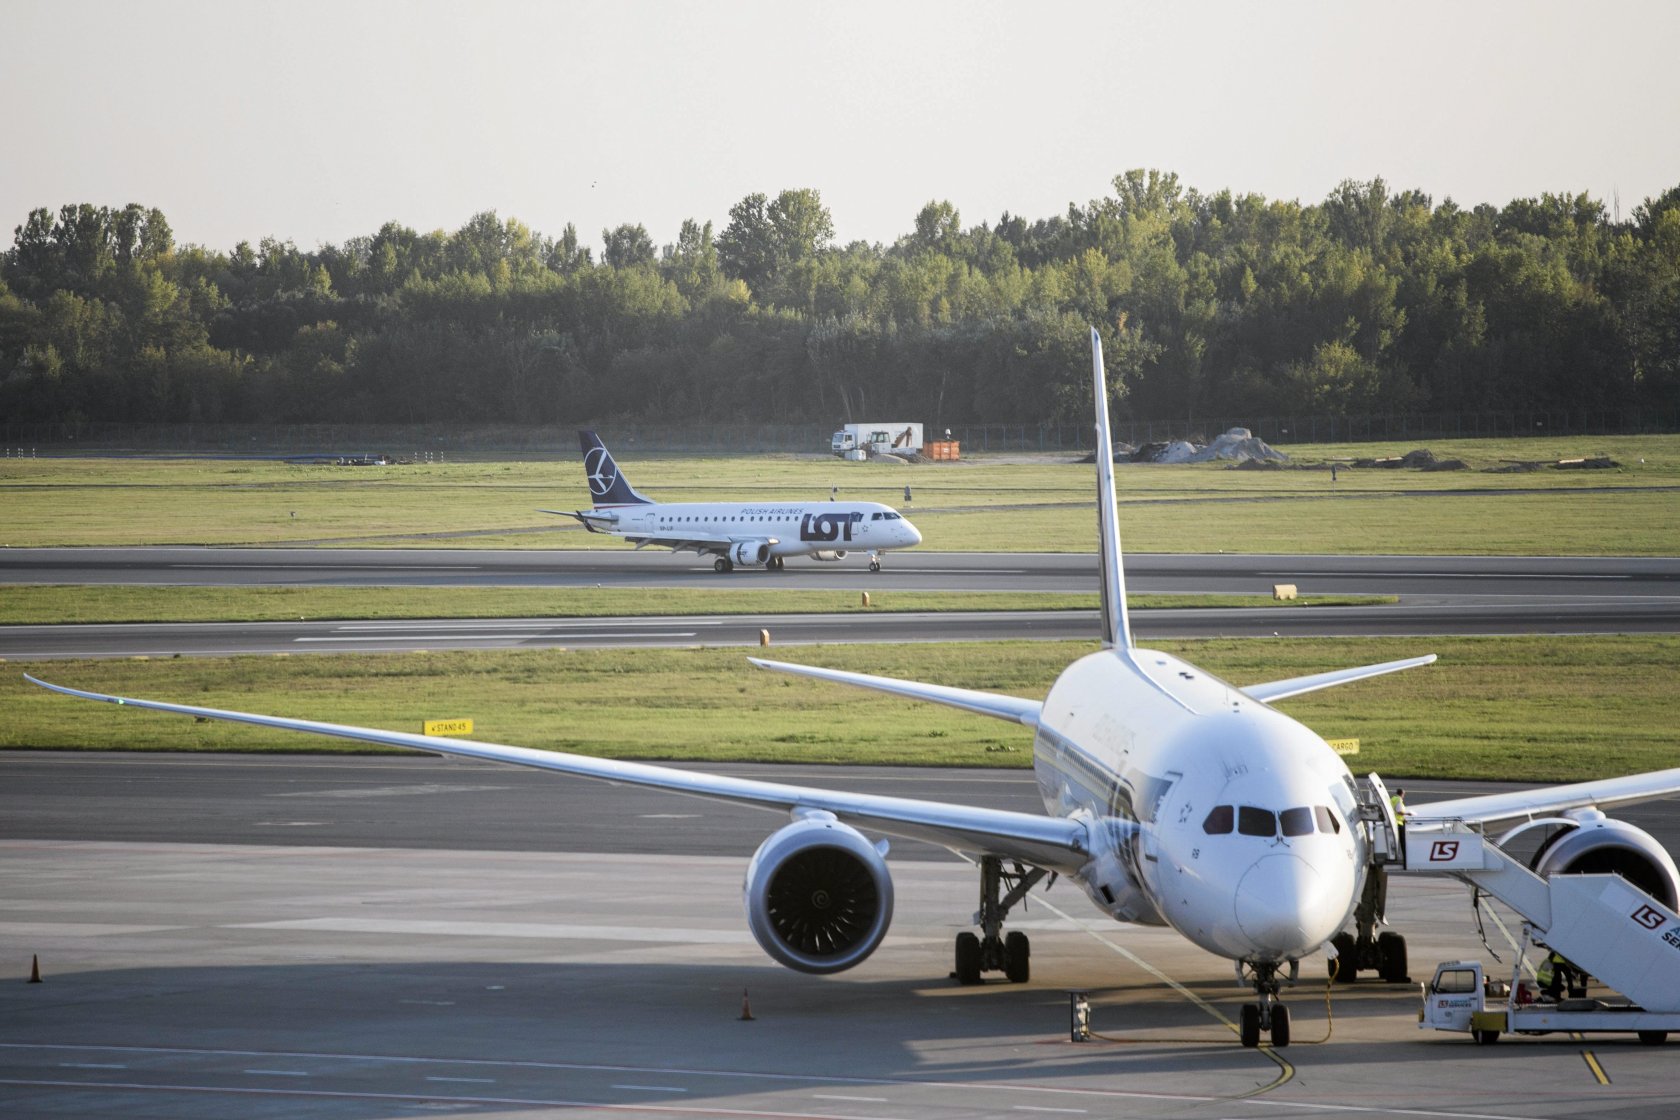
[29,329,1680,1048]
[544,431,922,572]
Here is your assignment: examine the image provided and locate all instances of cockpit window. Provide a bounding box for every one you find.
[1314,805,1340,834]
[1202,805,1234,834]
[1237,806,1276,837]
[1280,807,1315,837]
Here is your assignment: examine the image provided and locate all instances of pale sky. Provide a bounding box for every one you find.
[5,0,1678,256]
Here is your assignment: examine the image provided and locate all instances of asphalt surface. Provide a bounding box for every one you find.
[6,546,1680,595]
[5,754,1680,1119]
[5,551,1680,658]
[5,752,1677,861]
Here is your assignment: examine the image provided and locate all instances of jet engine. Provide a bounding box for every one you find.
[743,813,894,974]
[732,540,771,567]
[1528,811,1680,908]
[810,550,848,562]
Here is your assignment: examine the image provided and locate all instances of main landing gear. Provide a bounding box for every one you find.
[713,557,734,573]
[1237,960,1296,1048]
[1328,868,1410,983]
[953,856,1048,984]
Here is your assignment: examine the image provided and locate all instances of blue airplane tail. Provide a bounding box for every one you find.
[578,430,653,507]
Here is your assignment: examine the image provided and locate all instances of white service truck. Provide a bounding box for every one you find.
[831,423,923,459]
[1419,959,1676,1046]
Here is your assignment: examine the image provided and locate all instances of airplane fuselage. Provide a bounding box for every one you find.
[594,499,922,563]
[1033,648,1365,965]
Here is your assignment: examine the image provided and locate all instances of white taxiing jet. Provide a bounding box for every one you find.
[30,329,1680,1047]
[545,431,921,572]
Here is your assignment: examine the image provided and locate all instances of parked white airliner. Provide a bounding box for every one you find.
[30,329,1680,1048]
[543,431,921,572]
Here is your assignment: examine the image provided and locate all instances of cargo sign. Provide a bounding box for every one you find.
[423,719,473,737]
[1325,738,1360,755]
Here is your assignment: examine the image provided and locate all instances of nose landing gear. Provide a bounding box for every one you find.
[1237,959,1297,1047]
[867,550,882,572]
[952,855,1047,984]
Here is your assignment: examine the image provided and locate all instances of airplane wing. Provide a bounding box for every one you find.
[749,658,1043,727]
[1411,768,1680,828]
[1242,654,1438,703]
[25,674,1087,872]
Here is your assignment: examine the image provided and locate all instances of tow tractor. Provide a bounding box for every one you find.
[1420,957,1676,1046]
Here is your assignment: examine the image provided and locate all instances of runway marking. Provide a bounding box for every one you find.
[426,1076,495,1083]
[811,1095,888,1103]
[1012,1107,1088,1114]
[336,620,728,630]
[641,813,702,819]
[231,917,754,943]
[0,1046,1560,1118]
[1013,873,1296,1096]
[613,1084,689,1093]
[59,1062,126,1069]
[1579,1048,1611,1085]
[244,1068,311,1077]
[272,784,509,799]
[293,632,700,642]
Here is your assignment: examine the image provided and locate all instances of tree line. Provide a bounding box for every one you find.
[3,172,1678,431]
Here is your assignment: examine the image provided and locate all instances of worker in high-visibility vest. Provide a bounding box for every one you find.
[1390,788,1408,864]
[1537,951,1565,1000]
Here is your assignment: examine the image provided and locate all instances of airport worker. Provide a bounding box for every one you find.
[1390,788,1408,863]
[1537,951,1565,1000]
[904,485,912,504]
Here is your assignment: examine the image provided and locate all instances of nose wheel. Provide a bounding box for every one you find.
[951,856,1046,984]
[868,551,882,572]
[1238,960,1295,1047]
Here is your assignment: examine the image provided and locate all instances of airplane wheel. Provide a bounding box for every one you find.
[1004,931,1030,983]
[868,559,881,572]
[1270,1003,1290,1047]
[1239,1004,1261,1048]
[1330,932,1357,983]
[954,932,982,985]
[1377,931,1408,983]
[714,558,731,573]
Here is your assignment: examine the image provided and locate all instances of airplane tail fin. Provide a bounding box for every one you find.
[578,430,652,507]
[1090,328,1132,651]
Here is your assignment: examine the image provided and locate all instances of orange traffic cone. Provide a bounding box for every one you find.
[28,955,42,983]
[739,988,755,1021]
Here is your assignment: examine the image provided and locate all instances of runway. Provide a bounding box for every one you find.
[5,753,1679,1119]
[5,550,1680,658]
[6,546,1680,597]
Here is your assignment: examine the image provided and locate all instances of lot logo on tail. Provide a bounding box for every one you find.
[585,447,619,498]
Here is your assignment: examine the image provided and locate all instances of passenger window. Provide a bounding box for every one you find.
[1202,805,1234,834]
[1237,806,1277,837]
[1280,807,1314,836]
[1314,806,1340,834]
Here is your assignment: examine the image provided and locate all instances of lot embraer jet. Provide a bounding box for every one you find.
[31,329,1680,1048]
[543,431,921,572]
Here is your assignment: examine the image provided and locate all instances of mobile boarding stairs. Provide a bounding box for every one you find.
[1371,800,1680,1018]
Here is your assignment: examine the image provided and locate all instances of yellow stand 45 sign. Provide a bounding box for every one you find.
[423,719,473,737]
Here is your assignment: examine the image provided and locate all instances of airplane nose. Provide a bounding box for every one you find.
[904,522,922,545]
[1234,855,1336,955]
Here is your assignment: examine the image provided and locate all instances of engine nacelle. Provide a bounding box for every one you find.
[1531,810,1680,909]
[743,814,893,974]
[732,540,771,567]
[810,549,847,562]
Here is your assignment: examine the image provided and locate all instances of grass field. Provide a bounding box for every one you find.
[3,433,1678,553]
[7,635,1677,783]
[0,585,1391,625]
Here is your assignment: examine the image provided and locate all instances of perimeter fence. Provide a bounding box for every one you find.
[2,408,1676,458]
